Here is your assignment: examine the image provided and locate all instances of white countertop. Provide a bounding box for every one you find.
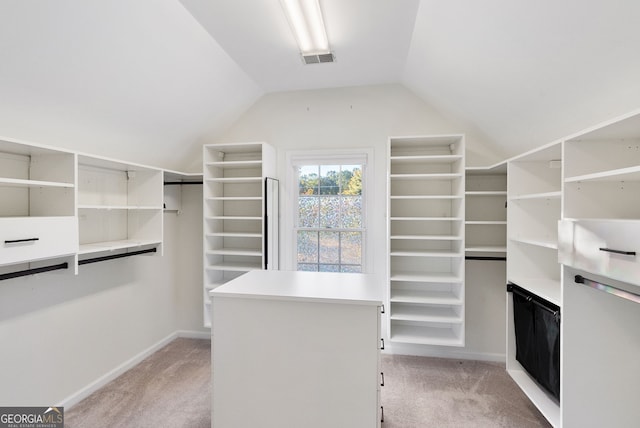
[210,270,383,306]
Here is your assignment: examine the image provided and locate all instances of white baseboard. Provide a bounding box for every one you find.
[384,342,506,363]
[59,332,179,409]
[176,330,210,340]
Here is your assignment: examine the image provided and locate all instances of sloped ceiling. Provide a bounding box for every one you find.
[404,0,640,158]
[0,0,262,170]
[0,1,639,170]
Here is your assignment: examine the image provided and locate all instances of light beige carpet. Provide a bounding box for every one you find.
[65,338,551,428]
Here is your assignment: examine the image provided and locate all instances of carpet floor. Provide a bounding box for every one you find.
[65,338,551,428]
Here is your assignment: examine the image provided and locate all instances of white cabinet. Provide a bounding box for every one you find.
[0,217,77,266]
[77,155,163,261]
[0,138,77,271]
[210,270,383,428]
[202,142,276,327]
[465,164,507,255]
[387,135,465,346]
[559,219,640,286]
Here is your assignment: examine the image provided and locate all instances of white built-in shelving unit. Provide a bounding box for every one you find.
[0,135,187,279]
[465,164,507,256]
[202,142,276,327]
[0,138,77,274]
[506,141,562,426]
[558,111,640,427]
[77,155,164,261]
[506,142,562,305]
[387,135,465,346]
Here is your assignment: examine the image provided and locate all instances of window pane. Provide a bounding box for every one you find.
[319,196,340,228]
[298,263,318,272]
[340,232,362,266]
[299,166,319,195]
[341,265,362,273]
[320,165,340,195]
[297,231,318,263]
[298,196,319,228]
[319,264,340,272]
[339,165,362,196]
[319,231,339,264]
[341,196,362,228]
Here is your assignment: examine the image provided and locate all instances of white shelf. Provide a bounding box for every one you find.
[206,261,263,272]
[206,215,262,221]
[206,248,262,257]
[509,237,558,250]
[565,165,640,183]
[206,232,262,238]
[390,173,463,180]
[390,250,463,257]
[465,190,507,196]
[390,234,462,240]
[390,306,463,323]
[78,239,161,255]
[390,271,462,283]
[78,205,162,210]
[507,276,561,306]
[390,195,463,200]
[389,324,463,346]
[0,177,74,188]
[509,191,561,201]
[206,196,262,201]
[390,216,463,221]
[205,160,262,169]
[465,220,506,225]
[206,177,262,183]
[390,154,463,164]
[390,289,462,305]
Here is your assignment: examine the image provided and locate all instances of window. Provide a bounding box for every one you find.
[295,162,365,272]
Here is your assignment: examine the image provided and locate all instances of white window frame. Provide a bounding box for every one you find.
[284,149,374,273]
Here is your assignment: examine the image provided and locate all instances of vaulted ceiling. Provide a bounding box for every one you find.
[1,0,639,170]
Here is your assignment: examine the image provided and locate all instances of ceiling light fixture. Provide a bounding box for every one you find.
[280,0,335,64]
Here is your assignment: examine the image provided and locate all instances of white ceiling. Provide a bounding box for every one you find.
[1,0,639,169]
[180,0,420,92]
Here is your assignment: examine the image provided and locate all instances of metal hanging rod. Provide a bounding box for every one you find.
[163,181,203,185]
[0,262,69,282]
[507,282,560,319]
[575,275,640,305]
[466,256,507,261]
[79,248,157,266]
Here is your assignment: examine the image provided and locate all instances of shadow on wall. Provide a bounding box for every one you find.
[0,258,145,322]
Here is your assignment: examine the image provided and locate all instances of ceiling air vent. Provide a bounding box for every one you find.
[302,52,335,65]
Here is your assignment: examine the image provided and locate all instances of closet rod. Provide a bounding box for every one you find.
[79,248,157,266]
[507,283,560,318]
[0,262,69,281]
[575,275,640,305]
[164,181,203,185]
[465,256,506,261]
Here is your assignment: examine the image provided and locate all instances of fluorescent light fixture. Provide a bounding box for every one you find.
[281,0,330,55]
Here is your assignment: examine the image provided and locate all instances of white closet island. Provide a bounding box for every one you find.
[210,270,384,428]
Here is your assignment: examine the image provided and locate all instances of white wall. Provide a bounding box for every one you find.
[215,84,507,360]
[0,185,205,406]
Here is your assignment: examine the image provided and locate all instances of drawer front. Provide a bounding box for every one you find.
[559,220,640,286]
[0,217,78,266]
